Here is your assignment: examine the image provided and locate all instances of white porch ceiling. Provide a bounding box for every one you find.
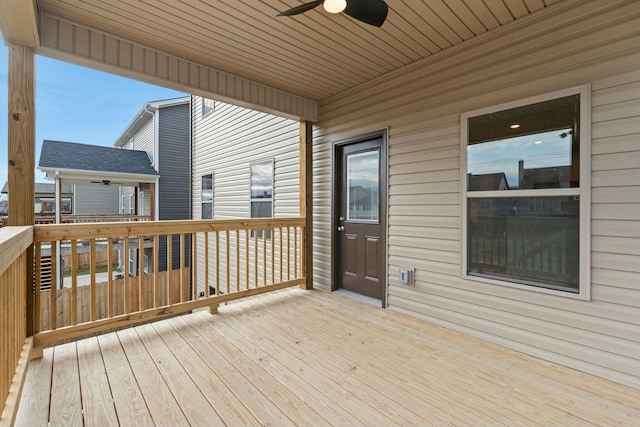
[3,0,566,119]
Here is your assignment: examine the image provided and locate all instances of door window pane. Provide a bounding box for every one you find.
[347,151,379,222]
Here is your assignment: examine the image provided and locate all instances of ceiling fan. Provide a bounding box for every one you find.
[90,180,126,186]
[277,0,388,27]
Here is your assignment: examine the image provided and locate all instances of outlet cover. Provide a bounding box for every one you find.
[399,267,412,285]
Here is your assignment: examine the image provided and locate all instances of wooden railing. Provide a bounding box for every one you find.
[31,217,306,351]
[0,226,34,425]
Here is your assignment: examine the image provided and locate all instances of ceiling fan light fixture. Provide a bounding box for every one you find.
[323,0,347,14]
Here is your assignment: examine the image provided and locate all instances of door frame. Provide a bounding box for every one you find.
[331,129,388,307]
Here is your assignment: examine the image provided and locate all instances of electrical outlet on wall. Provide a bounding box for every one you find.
[399,267,414,286]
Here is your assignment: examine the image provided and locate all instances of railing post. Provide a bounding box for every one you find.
[8,42,36,336]
[299,120,313,290]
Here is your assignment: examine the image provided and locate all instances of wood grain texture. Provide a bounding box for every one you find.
[18,288,640,426]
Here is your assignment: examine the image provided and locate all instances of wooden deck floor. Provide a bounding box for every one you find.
[16,288,640,426]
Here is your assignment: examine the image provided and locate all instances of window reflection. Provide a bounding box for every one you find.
[347,151,379,222]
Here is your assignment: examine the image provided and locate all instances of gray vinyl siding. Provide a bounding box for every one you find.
[314,1,640,389]
[157,103,190,221]
[191,97,299,295]
[73,184,120,214]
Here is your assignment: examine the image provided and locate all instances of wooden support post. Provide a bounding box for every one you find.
[8,43,35,336]
[149,181,156,220]
[134,186,139,216]
[299,120,313,290]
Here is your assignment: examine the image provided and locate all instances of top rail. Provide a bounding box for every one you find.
[0,226,33,276]
[33,217,305,241]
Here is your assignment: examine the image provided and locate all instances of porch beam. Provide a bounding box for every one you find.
[299,120,313,290]
[37,13,319,123]
[7,42,36,336]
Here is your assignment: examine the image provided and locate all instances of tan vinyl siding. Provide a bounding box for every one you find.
[191,97,300,294]
[314,0,640,389]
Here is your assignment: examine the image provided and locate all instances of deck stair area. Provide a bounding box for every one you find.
[16,288,640,426]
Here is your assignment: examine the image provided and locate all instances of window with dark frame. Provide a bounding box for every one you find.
[463,87,588,295]
[201,173,213,219]
[250,159,273,238]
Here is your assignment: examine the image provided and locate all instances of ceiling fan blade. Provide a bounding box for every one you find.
[277,0,323,16]
[344,0,388,27]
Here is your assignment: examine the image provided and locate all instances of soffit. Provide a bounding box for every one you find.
[35,0,564,103]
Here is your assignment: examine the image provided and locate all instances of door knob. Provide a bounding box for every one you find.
[337,225,345,232]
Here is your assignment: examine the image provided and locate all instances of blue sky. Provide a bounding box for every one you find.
[0,42,185,197]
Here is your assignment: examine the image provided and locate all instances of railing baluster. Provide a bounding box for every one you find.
[279,227,283,283]
[34,241,42,333]
[90,239,97,321]
[262,229,267,287]
[123,237,130,314]
[215,231,220,296]
[139,235,145,311]
[50,241,57,330]
[224,230,231,293]
[108,238,114,318]
[166,234,172,304]
[245,230,249,290]
[236,229,240,293]
[294,227,298,278]
[180,234,185,303]
[153,235,159,308]
[204,232,209,297]
[192,232,197,301]
[271,227,275,285]
[287,227,291,280]
[70,239,78,325]
[254,228,258,288]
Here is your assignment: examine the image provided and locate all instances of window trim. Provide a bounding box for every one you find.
[460,84,591,300]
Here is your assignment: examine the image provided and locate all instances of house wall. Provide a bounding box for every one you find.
[134,117,155,163]
[191,97,300,293]
[191,97,300,220]
[73,183,120,215]
[314,0,640,389]
[157,103,190,221]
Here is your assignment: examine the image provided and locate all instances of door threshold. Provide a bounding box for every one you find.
[333,289,382,307]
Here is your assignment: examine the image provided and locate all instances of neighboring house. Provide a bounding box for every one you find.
[113,96,191,223]
[38,140,160,275]
[113,96,191,272]
[190,97,299,294]
[2,182,74,218]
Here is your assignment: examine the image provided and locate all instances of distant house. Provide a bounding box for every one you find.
[113,96,191,222]
[2,182,74,217]
[113,96,191,272]
[467,172,510,191]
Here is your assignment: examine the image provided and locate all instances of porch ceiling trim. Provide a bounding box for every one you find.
[0,0,39,47]
[37,13,319,122]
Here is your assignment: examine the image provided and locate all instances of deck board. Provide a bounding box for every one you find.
[17,288,640,426]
